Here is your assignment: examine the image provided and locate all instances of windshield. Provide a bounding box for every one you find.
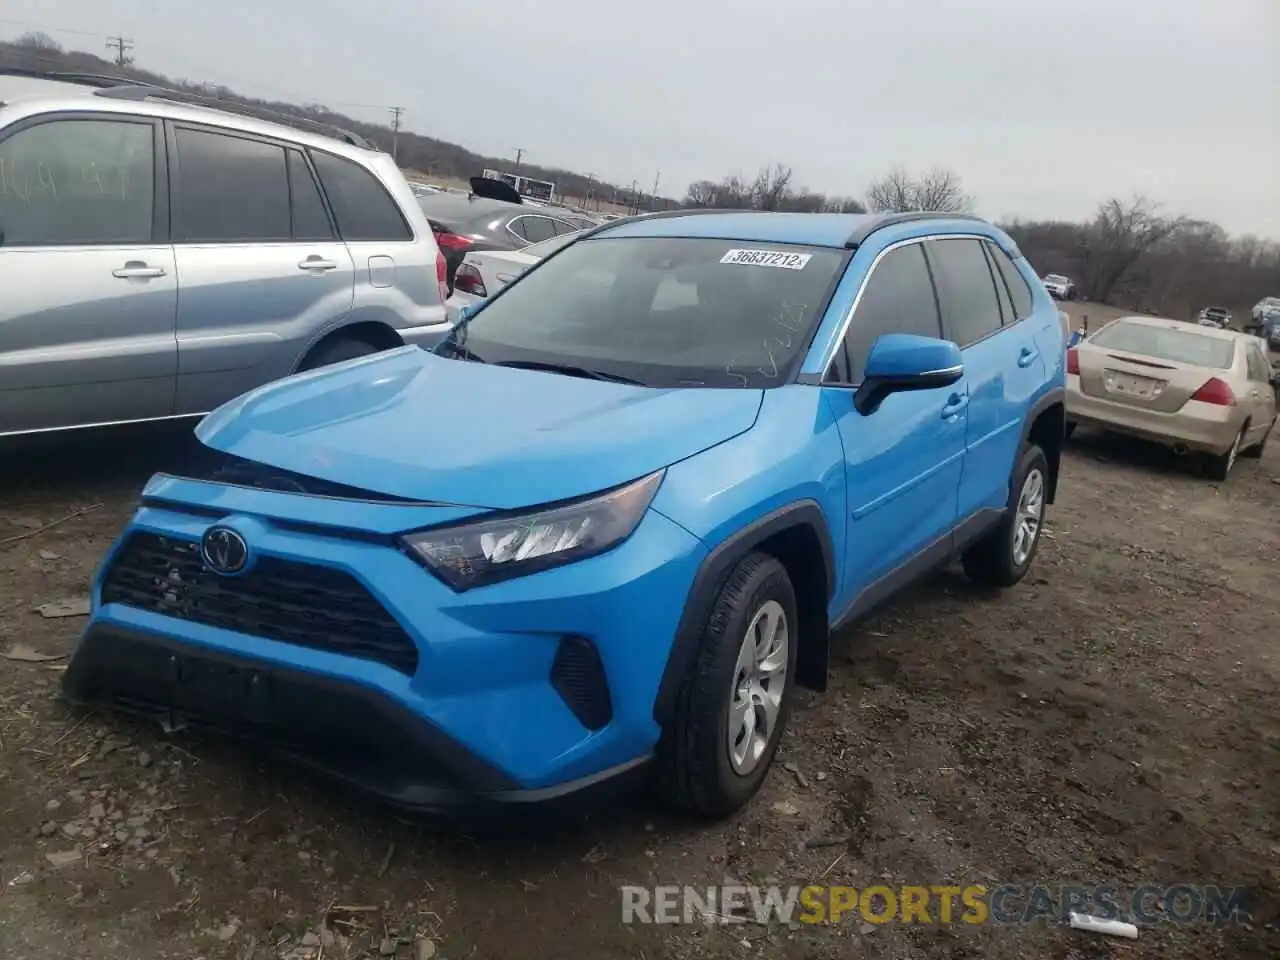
[1090,321,1235,369]
[523,231,581,259]
[1045,275,1068,283]
[454,236,846,387]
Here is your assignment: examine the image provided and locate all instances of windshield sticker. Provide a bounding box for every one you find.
[720,249,812,270]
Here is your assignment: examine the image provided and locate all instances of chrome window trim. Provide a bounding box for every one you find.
[505,214,575,246]
[819,232,1003,381]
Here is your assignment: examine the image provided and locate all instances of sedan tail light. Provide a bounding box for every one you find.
[1190,377,1235,406]
[1066,347,1080,375]
[433,229,474,255]
[453,262,487,298]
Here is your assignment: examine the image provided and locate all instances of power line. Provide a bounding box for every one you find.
[105,33,133,68]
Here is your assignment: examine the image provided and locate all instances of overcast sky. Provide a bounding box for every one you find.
[5,0,1277,236]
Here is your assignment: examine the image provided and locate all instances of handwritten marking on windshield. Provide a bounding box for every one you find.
[722,301,809,384]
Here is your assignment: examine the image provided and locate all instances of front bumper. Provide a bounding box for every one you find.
[1066,375,1240,454]
[63,477,708,810]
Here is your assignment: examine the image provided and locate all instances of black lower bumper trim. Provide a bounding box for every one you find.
[62,625,650,813]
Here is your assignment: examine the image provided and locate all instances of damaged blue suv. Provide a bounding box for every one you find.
[64,211,1066,816]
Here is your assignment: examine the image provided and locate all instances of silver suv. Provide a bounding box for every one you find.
[0,71,451,438]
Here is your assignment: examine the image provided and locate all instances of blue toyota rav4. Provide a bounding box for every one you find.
[64,210,1066,817]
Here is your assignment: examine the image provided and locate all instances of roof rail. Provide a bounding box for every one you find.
[0,67,152,89]
[93,84,373,149]
[844,211,987,248]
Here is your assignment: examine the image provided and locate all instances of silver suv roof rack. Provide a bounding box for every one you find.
[0,69,373,149]
[94,84,373,149]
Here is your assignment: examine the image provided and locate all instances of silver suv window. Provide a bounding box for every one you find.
[0,117,154,246]
[173,127,291,242]
[311,151,411,242]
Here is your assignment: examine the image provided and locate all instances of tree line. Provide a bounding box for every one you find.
[3,34,1277,319]
[684,163,1278,319]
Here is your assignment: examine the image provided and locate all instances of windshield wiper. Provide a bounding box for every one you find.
[493,360,644,385]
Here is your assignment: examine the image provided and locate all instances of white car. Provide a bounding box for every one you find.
[1041,274,1076,301]
[447,229,583,319]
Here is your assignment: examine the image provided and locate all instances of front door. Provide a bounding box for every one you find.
[820,239,966,606]
[168,126,354,415]
[0,114,176,435]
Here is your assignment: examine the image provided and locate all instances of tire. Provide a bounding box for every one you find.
[1064,421,1077,441]
[1204,425,1247,479]
[656,552,799,817]
[1241,418,1273,460]
[962,443,1049,588]
[300,336,380,372]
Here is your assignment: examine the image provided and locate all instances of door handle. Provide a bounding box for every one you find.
[298,257,338,272]
[941,393,969,419]
[1017,346,1039,368]
[112,262,166,280]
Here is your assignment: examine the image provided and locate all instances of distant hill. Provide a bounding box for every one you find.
[0,37,671,210]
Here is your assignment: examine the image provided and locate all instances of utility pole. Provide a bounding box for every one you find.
[650,171,661,210]
[105,34,134,68]
[513,148,524,173]
[388,106,404,162]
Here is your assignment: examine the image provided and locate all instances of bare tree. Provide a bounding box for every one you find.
[751,164,793,211]
[1082,196,1189,303]
[685,180,719,207]
[14,31,62,53]
[866,165,972,213]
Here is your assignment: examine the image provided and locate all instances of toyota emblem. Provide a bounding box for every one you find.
[200,526,249,575]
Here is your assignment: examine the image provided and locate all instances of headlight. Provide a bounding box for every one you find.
[400,471,664,591]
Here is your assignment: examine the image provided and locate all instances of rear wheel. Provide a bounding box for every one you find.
[656,552,798,817]
[1241,417,1273,459]
[1204,426,1246,480]
[300,336,380,372]
[963,444,1048,587]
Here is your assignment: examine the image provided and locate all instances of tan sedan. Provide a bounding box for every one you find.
[1066,316,1278,479]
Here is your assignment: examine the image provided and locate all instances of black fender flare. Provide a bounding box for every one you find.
[1020,386,1067,503]
[652,500,836,726]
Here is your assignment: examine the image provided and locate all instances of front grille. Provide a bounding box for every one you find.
[101,533,419,675]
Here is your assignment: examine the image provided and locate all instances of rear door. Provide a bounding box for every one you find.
[1244,341,1277,445]
[169,124,354,415]
[927,236,1044,519]
[0,113,176,435]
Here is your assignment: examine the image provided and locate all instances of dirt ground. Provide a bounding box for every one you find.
[2,345,1278,958]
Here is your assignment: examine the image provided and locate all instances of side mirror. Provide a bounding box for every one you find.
[855,333,964,416]
[456,304,475,323]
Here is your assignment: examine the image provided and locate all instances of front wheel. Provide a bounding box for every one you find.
[963,444,1049,587]
[656,552,798,817]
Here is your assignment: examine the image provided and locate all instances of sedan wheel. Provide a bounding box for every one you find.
[1205,427,1246,481]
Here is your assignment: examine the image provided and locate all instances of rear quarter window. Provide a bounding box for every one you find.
[311,151,411,242]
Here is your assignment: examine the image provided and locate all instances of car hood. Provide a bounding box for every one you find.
[196,347,764,510]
